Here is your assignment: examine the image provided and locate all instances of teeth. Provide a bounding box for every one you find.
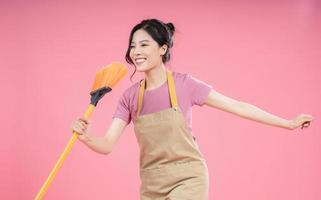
[135,58,146,64]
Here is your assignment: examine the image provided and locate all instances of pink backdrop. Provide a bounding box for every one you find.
[1,0,320,199]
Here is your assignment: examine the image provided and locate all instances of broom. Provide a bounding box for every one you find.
[35,62,128,200]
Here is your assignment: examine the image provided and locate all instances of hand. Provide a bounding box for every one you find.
[70,117,92,143]
[288,114,314,130]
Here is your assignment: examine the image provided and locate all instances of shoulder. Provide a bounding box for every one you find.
[172,71,192,83]
[172,71,205,85]
[120,80,141,99]
[172,70,213,93]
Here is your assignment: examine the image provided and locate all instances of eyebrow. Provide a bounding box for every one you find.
[131,40,150,44]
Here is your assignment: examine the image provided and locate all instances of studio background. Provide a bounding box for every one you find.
[1,0,320,199]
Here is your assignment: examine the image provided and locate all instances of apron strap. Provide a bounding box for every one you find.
[136,70,178,118]
[166,70,178,108]
[136,79,146,118]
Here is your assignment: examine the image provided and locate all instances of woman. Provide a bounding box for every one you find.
[71,19,313,200]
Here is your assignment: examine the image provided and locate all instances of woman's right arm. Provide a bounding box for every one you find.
[71,117,128,155]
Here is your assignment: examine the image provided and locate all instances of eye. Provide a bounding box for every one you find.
[129,44,148,49]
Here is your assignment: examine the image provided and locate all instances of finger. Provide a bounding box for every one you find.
[78,122,88,130]
[79,118,89,124]
[303,116,312,121]
[78,120,86,125]
[301,122,310,129]
[74,125,85,134]
[78,123,86,129]
[71,124,79,132]
[304,115,313,120]
[76,129,84,135]
[79,121,86,126]
[73,129,81,134]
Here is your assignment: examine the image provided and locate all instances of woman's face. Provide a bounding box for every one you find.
[129,29,167,72]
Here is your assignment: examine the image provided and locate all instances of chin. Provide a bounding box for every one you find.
[135,66,146,72]
[136,64,153,72]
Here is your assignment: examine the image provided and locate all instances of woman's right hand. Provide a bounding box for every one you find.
[70,118,92,143]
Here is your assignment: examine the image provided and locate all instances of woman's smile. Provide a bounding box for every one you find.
[135,58,147,65]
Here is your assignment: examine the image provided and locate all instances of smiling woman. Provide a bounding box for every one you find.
[70,18,314,200]
[118,21,210,200]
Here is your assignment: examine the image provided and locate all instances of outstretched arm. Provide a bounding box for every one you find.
[204,89,313,130]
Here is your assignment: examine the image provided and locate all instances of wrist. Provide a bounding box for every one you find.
[286,120,295,130]
[80,134,93,144]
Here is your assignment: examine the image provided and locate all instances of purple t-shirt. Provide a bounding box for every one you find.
[112,71,213,132]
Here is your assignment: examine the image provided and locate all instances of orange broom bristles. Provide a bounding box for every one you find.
[91,62,128,93]
[89,62,128,106]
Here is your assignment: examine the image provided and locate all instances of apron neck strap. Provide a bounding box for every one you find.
[136,70,178,118]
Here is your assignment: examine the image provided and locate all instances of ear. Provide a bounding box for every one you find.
[160,44,168,56]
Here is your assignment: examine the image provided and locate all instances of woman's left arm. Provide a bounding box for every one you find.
[204,89,314,130]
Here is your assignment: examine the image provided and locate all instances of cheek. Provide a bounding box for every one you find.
[150,49,161,59]
[129,50,134,61]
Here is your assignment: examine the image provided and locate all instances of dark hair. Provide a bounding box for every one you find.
[125,19,175,81]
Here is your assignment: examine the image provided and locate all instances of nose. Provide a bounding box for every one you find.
[132,46,142,56]
[131,47,142,62]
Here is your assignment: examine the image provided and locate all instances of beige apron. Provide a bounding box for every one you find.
[134,70,209,200]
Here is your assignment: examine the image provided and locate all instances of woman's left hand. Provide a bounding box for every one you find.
[288,114,314,130]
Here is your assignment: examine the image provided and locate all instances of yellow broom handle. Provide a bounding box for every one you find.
[35,104,96,200]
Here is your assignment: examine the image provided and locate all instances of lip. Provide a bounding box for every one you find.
[134,57,146,61]
[134,57,147,64]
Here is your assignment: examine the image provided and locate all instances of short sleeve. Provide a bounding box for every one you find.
[186,74,213,106]
[112,92,131,124]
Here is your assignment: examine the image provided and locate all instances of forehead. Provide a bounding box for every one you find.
[131,29,155,44]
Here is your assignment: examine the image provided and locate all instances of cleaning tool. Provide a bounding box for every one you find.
[35,62,128,200]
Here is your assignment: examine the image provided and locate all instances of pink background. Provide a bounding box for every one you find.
[1,0,320,199]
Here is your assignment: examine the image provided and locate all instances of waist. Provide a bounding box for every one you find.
[140,158,206,172]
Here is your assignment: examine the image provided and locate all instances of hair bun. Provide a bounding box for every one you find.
[166,22,175,34]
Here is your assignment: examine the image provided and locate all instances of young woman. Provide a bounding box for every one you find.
[71,19,313,200]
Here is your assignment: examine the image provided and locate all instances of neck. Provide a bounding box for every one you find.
[144,63,167,90]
